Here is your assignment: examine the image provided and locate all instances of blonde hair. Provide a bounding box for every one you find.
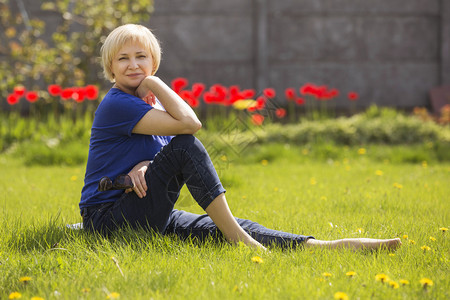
[101,24,161,82]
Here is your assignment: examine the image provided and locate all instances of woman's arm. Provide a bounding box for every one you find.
[133,76,202,136]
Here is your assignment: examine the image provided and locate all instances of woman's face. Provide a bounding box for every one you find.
[111,41,153,94]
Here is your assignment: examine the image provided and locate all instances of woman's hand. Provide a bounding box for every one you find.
[135,76,154,99]
[142,90,156,106]
[136,77,156,106]
[125,160,151,198]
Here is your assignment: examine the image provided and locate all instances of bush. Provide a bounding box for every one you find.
[1,107,449,165]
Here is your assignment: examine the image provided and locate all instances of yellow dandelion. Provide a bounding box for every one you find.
[232,285,240,292]
[220,155,228,162]
[320,196,327,201]
[421,245,431,251]
[345,165,351,171]
[322,272,332,278]
[70,175,78,181]
[106,292,120,299]
[419,278,433,288]
[388,253,395,257]
[358,148,366,155]
[81,287,91,293]
[345,271,356,277]
[439,227,448,232]
[302,149,309,155]
[316,277,326,282]
[375,170,383,176]
[424,183,429,188]
[274,187,279,192]
[399,279,410,286]
[402,235,408,239]
[310,177,317,185]
[429,236,436,242]
[393,182,403,189]
[251,256,264,264]
[388,280,399,289]
[356,228,364,233]
[422,161,428,168]
[375,273,389,283]
[19,276,31,283]
[409,240,416,245]
[334,292,349,300]
[261,159,268,166]
[8,292,21,299]
[242,195,247,199]
[31,297,44,300]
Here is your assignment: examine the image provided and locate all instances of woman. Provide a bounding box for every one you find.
[80,24,401,251]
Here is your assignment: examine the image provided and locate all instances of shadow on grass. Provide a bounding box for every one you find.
[2,214,229,254]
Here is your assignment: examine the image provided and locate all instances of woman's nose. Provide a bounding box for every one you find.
[128,58,139,69]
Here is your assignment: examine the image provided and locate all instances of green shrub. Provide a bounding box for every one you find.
[2,107,450,165]
[15,140,88,166]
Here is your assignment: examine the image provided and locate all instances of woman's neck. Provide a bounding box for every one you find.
[113,84,136,95]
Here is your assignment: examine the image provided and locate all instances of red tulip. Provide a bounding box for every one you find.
[300,83,316,96]
[263,88,276,98]
[329,88,339,98]
[275,108,286,118]
[171,77,188,94]
[192,83,205,98]
[313,85,328,100]
[240,89,255,99]
[229,85,240,96]
[295,97,305,105]
[348,91,359,101]
[179,90,199,108]
[203,92,217,104]
[85,85,99,100]
[61,88,74,100]
[72,87,85,103]
[285,88,296,100]
[211,84,227,99]
[7,93,19,105]
[48,84,62,96]
[13,86,26,97]
[255,96,266,110]
[25,91,39,103]
[191,98,200,108]
[203,84,228,105]
[251,114,264,126]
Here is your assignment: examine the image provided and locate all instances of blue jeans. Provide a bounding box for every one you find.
[82,135,313,248]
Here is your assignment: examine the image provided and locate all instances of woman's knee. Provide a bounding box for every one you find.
[171,134,206,154]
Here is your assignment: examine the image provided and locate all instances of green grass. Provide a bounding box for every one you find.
[0,147,449,299]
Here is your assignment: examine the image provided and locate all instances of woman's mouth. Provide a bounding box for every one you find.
[127,73,143,78]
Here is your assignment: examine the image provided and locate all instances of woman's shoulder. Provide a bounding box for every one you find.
[94,88,152,128]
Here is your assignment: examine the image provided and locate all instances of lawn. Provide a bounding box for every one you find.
[0,146,449,299]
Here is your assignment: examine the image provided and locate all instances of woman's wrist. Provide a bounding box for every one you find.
[142,76,161,90]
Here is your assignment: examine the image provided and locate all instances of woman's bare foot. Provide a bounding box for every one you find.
[305,237,401,251]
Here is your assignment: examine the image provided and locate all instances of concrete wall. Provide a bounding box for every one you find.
[5,0,448,109]
[149,0,447,109]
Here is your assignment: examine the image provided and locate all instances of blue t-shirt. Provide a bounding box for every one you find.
[79,88,172,210]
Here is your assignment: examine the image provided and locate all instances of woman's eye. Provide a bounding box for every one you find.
[138,55,146,59]
[118,57,127,61]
